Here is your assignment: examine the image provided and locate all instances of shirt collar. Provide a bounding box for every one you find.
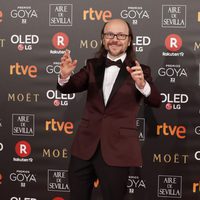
[107,53,127,63]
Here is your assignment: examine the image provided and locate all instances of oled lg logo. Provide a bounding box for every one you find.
[163,34,184,57]
[10,6,38,24]
[46,90,75,106]
[120,6,150,25]
[50,32,69,55]
[13,140,33,163]
[49,4,73,26]
[83,8,112,22]
[133,36,151,52]
[158,64,187,83]
[162,5,186,28]
[10,34,39,51]
[10,63,38,78]
[161,93,189,110]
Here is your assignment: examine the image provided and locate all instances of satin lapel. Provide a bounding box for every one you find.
[94,57,106,103]
[106,62,129,107]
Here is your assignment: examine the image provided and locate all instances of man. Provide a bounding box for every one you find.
[57,19,161,200]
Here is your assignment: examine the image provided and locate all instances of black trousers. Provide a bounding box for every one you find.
[68,144,129,200]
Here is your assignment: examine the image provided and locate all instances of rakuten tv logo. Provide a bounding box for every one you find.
[0,10,3,23]
[163,34,184,57]
[83,8,112,22]
[161,93,189,110]
[52,197,64,200]
[157,123,187,139]
[10,63,38,78]
[165,34,182,51]
[10,34,39,51]
[52,32,69,49]
[50,32,69,55]
[15,140,31,157]
[0,173,3,184]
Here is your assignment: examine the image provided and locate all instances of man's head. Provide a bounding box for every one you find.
[96,19,135,61]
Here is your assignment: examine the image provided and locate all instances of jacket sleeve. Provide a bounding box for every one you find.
[57,61,90,94]
[142,64,162,108]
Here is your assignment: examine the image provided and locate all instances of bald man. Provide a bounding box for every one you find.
[57,19,161,200]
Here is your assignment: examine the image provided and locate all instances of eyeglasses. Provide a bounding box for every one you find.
[103,32,129,40]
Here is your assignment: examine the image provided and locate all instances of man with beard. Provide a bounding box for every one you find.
[57,18,161,200]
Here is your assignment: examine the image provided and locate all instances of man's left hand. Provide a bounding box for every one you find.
[126,60,146,89]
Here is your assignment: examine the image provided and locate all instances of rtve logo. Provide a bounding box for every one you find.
[83,8,112,22]
[193,182,200,193]
[156,123,187,139]
[15,140,31,158]
[10,63,38,78]
[198,12,200,22]
[165,34,182,52]
[45,118,74,135]
[52,32,69,50]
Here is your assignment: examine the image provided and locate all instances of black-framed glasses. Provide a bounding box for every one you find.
[103,32,129,40]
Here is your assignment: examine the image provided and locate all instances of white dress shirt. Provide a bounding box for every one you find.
[58,53,151,105]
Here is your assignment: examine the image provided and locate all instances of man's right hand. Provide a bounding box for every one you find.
[60,49,77,79]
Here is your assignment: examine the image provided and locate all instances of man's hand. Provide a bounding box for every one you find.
[126,60,146,89]
[60,49,77,79]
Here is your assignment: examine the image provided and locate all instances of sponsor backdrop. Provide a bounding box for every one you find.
[0,0,199,199]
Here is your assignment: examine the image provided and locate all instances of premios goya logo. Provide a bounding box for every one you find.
[10,170,36,188]
[10,6,38,24]
[120,6,150,25]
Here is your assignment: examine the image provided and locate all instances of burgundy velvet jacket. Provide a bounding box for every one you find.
[57,56,161,167]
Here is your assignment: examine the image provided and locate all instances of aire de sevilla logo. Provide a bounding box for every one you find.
[15,140,31,157]
[165,34,182,52]
[52,32,69,50]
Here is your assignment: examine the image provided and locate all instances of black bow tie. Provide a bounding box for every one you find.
[105,58,123,68]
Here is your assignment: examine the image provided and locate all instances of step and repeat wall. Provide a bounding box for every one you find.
[0,0,200,199]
